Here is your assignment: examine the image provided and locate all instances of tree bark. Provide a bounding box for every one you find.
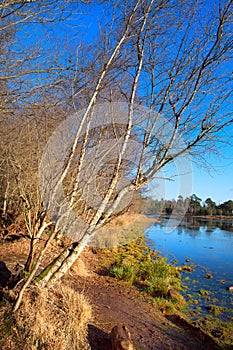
[13,221,54,312]
[37,233,90,287]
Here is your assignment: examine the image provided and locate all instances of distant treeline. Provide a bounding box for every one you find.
[142,194,233,217]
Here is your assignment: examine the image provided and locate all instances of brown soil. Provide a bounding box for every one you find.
[0,238,220,350]
[66,249,220,350]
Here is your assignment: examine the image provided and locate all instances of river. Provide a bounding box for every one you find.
[145,216,233,320]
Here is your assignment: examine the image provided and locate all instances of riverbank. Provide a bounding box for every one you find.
[68,247,220,350]
[0,235,226,349]
[107,212,160,228]
[191,215,233,222]
[1,234,228,350]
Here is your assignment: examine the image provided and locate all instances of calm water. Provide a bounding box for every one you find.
[145,216,233,319]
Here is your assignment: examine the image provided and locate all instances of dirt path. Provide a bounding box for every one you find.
[65,249,219,350]
[0,239,220,350]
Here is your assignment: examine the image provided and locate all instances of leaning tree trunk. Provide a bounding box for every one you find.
[36,233,91,287]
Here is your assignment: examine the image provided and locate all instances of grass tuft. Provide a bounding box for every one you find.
[0,282,92,350]
[108,238,185,312]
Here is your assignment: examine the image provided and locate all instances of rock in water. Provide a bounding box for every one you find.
[110,324,135,350]
[227,286,233,292]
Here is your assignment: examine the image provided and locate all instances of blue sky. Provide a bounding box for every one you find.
[14,1,233,204]
[189,125,233,204]
[192,145,233,204]
[77,2,233,204]
[66,3,232,205]
[64,2,233,205]
[150,141,233,204]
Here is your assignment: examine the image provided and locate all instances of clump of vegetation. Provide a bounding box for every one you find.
[138,259,182,298]
[108,238,185,313]
[219,280,226,284]
[110,263,136,284]
[193,316,233,348]
[199,289,209,296]
[212,298,218,303]
[189,299,199,305]
[183,276,190,281]
[178,264,195,272]
[206,305,231,316]
[0,282,92,350]
[153,297,180,314]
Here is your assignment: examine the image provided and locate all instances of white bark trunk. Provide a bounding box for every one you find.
[37,233,91,287]
[37,0,155,287]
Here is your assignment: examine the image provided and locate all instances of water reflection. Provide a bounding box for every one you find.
[184,216,233,233]
[154,215,233,237]
[145,216,233,320]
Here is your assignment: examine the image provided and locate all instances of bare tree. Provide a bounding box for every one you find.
[0,0,90,233]
[0,2,104,312]
[32,0,233,288]
[1,0,232,311]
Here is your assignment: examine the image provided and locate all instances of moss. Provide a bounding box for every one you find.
[206,305,230,316]
[199,289,209,296]
[34,256,60,283]
[193,316,233,348]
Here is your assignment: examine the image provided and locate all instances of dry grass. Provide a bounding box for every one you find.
[108,213,159,228]
[70,257,93,278]
[2,282,92,350]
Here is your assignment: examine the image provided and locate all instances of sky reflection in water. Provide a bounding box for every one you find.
[145,217,233,317]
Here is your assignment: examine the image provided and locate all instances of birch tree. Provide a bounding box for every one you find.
[37,0,233,284]
[8,0,233,310]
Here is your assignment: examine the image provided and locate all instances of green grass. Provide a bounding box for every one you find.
[108,237,185,312]
[109,263,136,284]
[102,236,233,347]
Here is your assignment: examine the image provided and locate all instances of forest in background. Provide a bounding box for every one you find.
[143,194,233,217]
